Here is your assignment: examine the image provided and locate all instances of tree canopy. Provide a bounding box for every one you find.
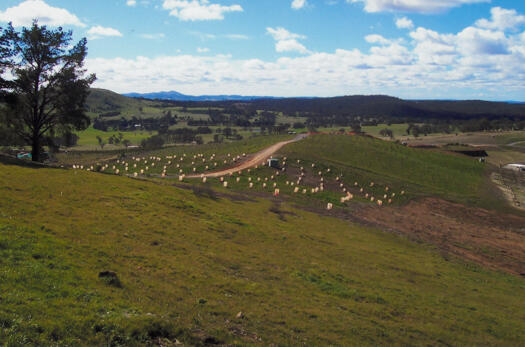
[0,21,95,161]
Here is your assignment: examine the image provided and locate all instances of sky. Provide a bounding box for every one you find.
[1,0,525,100]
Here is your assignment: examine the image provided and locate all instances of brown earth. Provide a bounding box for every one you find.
[356,197,525,276]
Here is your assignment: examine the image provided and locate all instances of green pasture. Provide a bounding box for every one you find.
[75,127,155,148]
[280,135,487,205]
[0,159,524,345]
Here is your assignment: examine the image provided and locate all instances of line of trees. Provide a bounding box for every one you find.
[93,112,178,132]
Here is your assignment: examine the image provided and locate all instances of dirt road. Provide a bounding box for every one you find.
[187,134,308,178]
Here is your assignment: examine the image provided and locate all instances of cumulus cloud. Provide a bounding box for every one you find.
[0,0,85,27]
[86,7,525,100]
[291,0,307,10]
[476,7,525,31]
[365,34,391,45]
[410,27,457,64]
[87,26,123,40]
[126,0,137,6]
[457,27,509,55]
[162,0,243,21]
[348,0,489,14]
[396,17,413,29]
[267,27,309,54]
[197,47,210,53]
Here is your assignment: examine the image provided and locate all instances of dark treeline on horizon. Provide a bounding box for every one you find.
[123,94,525,134]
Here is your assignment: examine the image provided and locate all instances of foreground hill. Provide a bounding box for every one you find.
[1,137,525,345]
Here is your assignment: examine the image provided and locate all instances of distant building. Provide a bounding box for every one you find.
[268,158,279,168]
[503,163,525,172]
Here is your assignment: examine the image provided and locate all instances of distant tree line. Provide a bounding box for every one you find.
[93,112,177,132]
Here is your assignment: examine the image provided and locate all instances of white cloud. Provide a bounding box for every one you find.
[0,0,85,27]
[291,0,307,10]
[348,0,489,14]
[396,17,413,29]
[140,33,165,40]
[162,0,243,21]
[126,0,137,6]
[457,26,509,55]
[87,26,123,40]
[197,47,210,53]
[267,27,309,54]
[267,27,305,41]
[86,8,525,100]
[365,34,391,45]
[410,27,457,64]
[224,34,249,40]
[476,7,525,31]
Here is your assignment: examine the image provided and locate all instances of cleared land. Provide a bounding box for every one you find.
[2,134,525,345]
[1,156,525,346]
[188,134,307,178]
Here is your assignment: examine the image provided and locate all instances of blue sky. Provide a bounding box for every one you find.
[1,0,525,100]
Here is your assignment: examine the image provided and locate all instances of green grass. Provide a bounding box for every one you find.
[361,123,413,138]
[55,134,294,168]
[492,132,525,145]
[75,126,155,148]
[1,160,525,345]
[280,135,486,204]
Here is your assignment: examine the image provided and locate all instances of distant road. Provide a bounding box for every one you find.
[188,134,308,178]
[508,141,525,149]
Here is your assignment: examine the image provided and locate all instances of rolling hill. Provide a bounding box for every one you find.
[1,134,525,345]
[123,90,279,102]
[87,88,525,122]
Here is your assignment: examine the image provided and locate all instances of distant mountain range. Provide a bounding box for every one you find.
[123,90,525,104]
[123,91,282,102]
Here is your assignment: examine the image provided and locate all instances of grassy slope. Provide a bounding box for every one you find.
[75,126,154,147]
[281,135,487,205]
[56,134,294,167]
[1,159,525,345]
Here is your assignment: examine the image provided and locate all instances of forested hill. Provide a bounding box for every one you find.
[241,96,525,120]
[87,89,525,121]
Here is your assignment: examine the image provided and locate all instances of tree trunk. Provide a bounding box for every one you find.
[31,133,40,162]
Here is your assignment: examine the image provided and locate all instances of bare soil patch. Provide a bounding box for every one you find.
[357,198,525,276]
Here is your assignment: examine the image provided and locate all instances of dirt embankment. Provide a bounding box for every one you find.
[357,198,525,276]
[491,170,525,211]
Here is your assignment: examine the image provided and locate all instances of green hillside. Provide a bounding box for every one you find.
[1,149,524,345]
[281,135,488,205]
[86,88,145,115]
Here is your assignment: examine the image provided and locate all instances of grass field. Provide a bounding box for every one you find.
[361,123,413,138]
[75,126,155,149]
[55,134,294,167]
[1,158,525,345]
[280,135,487,205]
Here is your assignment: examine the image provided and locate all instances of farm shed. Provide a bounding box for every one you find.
[268,158,279,168]
[452,150,488,158]
[503,164,525,172]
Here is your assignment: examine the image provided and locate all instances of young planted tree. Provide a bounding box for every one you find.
[1,21,95,161]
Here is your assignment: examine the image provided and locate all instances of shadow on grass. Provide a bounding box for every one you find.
[0,154,62,170]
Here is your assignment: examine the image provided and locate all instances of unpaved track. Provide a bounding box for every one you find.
[188,134,308,178]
